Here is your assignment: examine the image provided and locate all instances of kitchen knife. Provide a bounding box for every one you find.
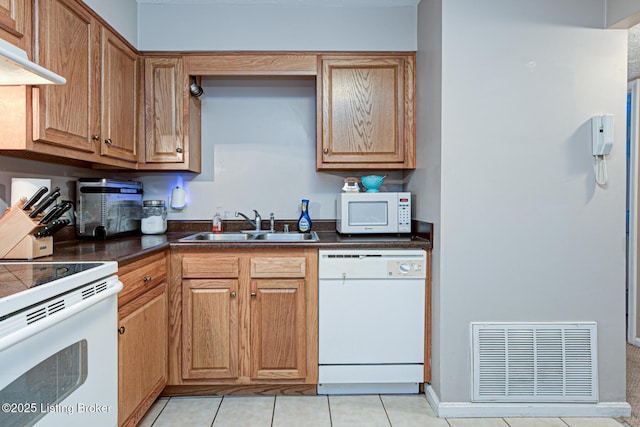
[35,219,69,238]
[47,201,72,223]
[22,186,48,211]
[37,201,71,225]
[29,188,60,218]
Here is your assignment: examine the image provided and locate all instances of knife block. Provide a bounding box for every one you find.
[0,201,46,259]
[3,235,53,259]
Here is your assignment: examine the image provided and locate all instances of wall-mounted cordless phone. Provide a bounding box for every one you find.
[591,114,614,186]
[592,114,614,156]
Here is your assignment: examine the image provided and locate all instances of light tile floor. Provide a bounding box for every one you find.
[138,395,628,427]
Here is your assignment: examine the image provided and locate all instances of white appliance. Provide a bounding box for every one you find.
[318,249,426,394]
[0,262,122,426]
[336,192,411,234]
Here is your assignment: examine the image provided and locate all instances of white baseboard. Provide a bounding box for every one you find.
[425,385,631,418]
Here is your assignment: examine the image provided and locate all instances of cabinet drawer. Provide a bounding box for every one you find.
[182,256,239,278]
[250,257,306,278]
[119,252,167,307]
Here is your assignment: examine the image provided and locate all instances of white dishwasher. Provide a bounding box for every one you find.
[318,249,426,395]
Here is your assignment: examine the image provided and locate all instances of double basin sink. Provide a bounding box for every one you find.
[179,230,320,243]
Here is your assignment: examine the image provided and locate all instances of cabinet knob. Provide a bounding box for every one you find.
[251,292,257,298]
[118,326,125,335]
[176,147,183,153]
[323,148,329,154]
[91,135,100,141]
[143,276,152,283]
[230,291,236,298]
[105,138,113,146]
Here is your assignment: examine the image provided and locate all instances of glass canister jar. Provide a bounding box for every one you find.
[141,200,167,234]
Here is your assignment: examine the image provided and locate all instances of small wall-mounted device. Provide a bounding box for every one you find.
[170,186,186,210]
[592,114,614,156]
[591,114,614,186]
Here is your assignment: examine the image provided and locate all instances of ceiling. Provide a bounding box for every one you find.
[136,0,420,5]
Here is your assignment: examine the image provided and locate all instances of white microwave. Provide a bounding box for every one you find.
[336,192,411,234]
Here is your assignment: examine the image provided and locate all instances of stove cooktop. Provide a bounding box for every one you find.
[0,261,118,317]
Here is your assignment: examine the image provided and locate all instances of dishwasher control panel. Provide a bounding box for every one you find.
[319,249,426,280]
[387,259,424,277]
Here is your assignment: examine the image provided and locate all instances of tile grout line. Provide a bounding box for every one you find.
[327,395,334,427]
[209,395,224,427]
[378,395,393,427]
[271,395,277,427]
[149,396,171,427]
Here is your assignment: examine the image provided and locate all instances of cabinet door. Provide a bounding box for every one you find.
[33,0,100,153]
[100,28,138,162]
[0,0,30,53]
[318,56,415,169]
[118,284,167,427]
[182,279,239,380]
[144,57,184,163]
[250,279,306,380]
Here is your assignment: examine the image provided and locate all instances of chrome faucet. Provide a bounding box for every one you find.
[235,210,262,232]
[270,213,275,232]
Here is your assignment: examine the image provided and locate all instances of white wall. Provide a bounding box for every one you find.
[137,3,416,51]
[607,0,640,28]
[409,0,443,397]
[81,0,138,47]
[413,0,628,405]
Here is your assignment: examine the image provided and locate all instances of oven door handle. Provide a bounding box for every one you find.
[0,280,123,352]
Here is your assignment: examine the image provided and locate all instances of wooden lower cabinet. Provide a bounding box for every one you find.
[251,278,306,380]
[117,252,168,427]
[182,279,239,380]
[168,248,318,392]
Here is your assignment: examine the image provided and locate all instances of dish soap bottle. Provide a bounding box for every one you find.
[298,199,312,233]
[212,207,223,233]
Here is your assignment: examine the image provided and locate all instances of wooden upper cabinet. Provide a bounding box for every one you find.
[317,54,416,170]
[140,56,201,172]
[33,0,100,154]
[0,0,31,53]
[144,57,184,163]
[100,28,139,163]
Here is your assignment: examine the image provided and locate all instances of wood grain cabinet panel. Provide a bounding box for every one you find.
[317,54,416,170]
[140,55,201,172]
[182,256,239,278]
[251,279,306,380]
[250,257,306,278]
[34,0,99,154]
[100,28,139,162]
[182,279,239,380]
[117,251,168,427]
[118,284,167,427]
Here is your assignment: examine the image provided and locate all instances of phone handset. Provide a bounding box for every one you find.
[591,114,614,186]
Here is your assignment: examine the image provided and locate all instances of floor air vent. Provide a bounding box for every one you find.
[471,322,598,403]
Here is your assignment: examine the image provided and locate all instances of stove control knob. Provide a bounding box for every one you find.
[399,262,411,274]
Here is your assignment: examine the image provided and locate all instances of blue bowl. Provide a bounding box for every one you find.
[361,175,385,192]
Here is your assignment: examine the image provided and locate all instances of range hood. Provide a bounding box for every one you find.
[0,38,65,85]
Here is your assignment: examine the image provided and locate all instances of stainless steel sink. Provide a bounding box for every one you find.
[178,232,251,242]
[252,231,320,242]
[178,231,320,243]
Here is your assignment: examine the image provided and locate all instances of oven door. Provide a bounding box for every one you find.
[0,281,121,427]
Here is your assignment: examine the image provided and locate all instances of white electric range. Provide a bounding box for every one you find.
[0,261,122,427]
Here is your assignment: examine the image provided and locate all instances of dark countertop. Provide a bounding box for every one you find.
[45,229,431,267]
